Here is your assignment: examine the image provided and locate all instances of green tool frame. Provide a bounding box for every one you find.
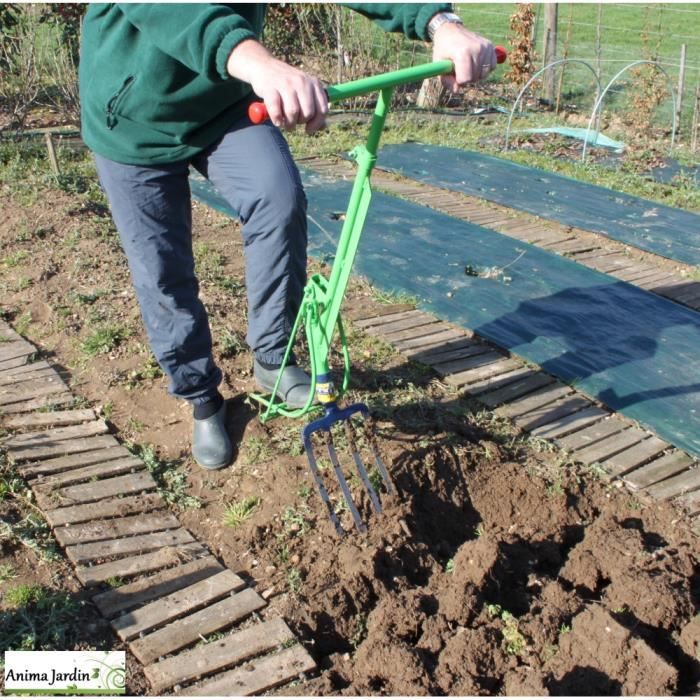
[251,60,454,422]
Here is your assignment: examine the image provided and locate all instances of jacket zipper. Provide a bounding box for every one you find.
[106,76,135,129]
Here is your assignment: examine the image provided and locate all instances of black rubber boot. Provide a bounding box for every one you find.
[254,360,314,409]
[192,402,233,470]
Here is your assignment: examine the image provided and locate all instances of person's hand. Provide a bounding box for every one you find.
[432,23,496,92]
[227,39,328,133]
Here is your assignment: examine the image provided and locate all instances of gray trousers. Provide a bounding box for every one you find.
[94,117,307,404]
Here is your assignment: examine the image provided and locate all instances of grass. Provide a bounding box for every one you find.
[129,443,202,511]
[0,584,84,653]
[222,496,261,528]
[0,564,17,583]
[80,324,130,358]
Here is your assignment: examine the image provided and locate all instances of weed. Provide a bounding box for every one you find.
[101,401,114,420]
[296,484,313,501]
[104,577,124,589]
[270,425,305,457]
[219,329,245,358]
[129,443,202,510]
[80,324,130,357]
[244,435,274,464]
[559,622,572,635]
[370,286,418,307]
[15,311,32,336]
[486,603,503,618]
[501,611,527,656]
[445,559,455,574]
[0,564,17,583]
[2,250,29,267]
[474,524,485,539]
[126,416,145,434]
[350,613,368,650]
[275,542,290,565]
[287,567,303,595]
[1,584,83,652]
[281,506,311,537]
[197,631,225,647]
[222,496,261,528]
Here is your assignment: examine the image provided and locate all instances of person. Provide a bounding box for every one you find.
[79,4,496,470]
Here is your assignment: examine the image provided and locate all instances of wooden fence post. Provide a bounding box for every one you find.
[44,132,60,177]
[675,43,687,140]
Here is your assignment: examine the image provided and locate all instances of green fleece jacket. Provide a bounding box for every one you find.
[79,3,450,165]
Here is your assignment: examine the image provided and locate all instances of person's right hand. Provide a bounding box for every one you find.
[227,39,328,134]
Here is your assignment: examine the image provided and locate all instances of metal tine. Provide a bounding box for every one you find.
[344,420,382,514]
[325,431,366,534]
[305,436,344,536]
[362,419,395,495]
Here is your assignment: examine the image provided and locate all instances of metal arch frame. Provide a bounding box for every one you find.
[582,60,677,162]
[504,59,601,152]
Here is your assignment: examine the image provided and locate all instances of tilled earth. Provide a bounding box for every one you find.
[0,177,698,695]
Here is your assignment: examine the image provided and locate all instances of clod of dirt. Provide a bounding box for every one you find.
[561,514,696,629]
[502,665,548,695]
[545,606,678,695]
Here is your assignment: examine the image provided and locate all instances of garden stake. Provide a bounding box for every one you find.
[249,52,506,535]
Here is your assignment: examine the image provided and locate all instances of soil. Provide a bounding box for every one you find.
[0,161,698,695]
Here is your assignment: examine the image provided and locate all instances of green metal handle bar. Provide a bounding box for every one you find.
[250,60,455,421]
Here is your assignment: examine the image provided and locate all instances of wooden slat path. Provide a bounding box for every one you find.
[0,319,316,695]
[344,302,700,533]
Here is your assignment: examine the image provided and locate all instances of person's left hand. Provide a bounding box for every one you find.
[432,22,496,92]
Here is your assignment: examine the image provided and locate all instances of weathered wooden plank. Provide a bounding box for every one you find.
[364,312,439,336]
[447,356,532,396]
[0,365,56,386]
[445,349,520,386]
[570,426,649,466]
[8,434,120,464]
[1,408,96,430]
[93,556,224,619]
[433,345,507,377]
[45,492,164,528]
[0,322,23,341]
[0,355,32,372]
[378,322,449,344]
[145,618,296,694]
[514,395,592,433]
[600,436,670,478]
[544,239,598,255]
[409,338,485,366]
[67,528,196,565]
[477,371,555,407]
[35,471,156,509]
[3,419,109,448]
[530,405,609,439]
[623,451,694,490]
[431,347,503,375]
[351,309,422,329]
[0,392,75,414]
[113,569,246,641]
[19,445,132,479]
[571,250,620,262]
[394,328,468,353]
[75,542,207,586]
[645,467,700,500]
[55,511,180,547]
[555,416,631,452]
[497,383,574,419]
[181,644,316,696]
[0,339,35,362]
[0,377,69,406]
[130,588,266,665]
[33,456,144,490]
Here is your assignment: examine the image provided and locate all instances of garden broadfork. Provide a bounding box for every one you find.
[249,53,506,535]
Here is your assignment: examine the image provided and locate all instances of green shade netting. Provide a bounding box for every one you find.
[190,169,700,458]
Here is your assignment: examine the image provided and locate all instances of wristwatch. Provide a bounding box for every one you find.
[427,11,464,40]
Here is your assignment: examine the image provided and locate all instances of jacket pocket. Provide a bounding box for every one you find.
[106,76,135,129]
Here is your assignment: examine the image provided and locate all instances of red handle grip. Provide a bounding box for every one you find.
[248,46,507,125]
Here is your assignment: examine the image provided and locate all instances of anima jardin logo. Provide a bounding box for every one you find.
[3,651,126,695]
